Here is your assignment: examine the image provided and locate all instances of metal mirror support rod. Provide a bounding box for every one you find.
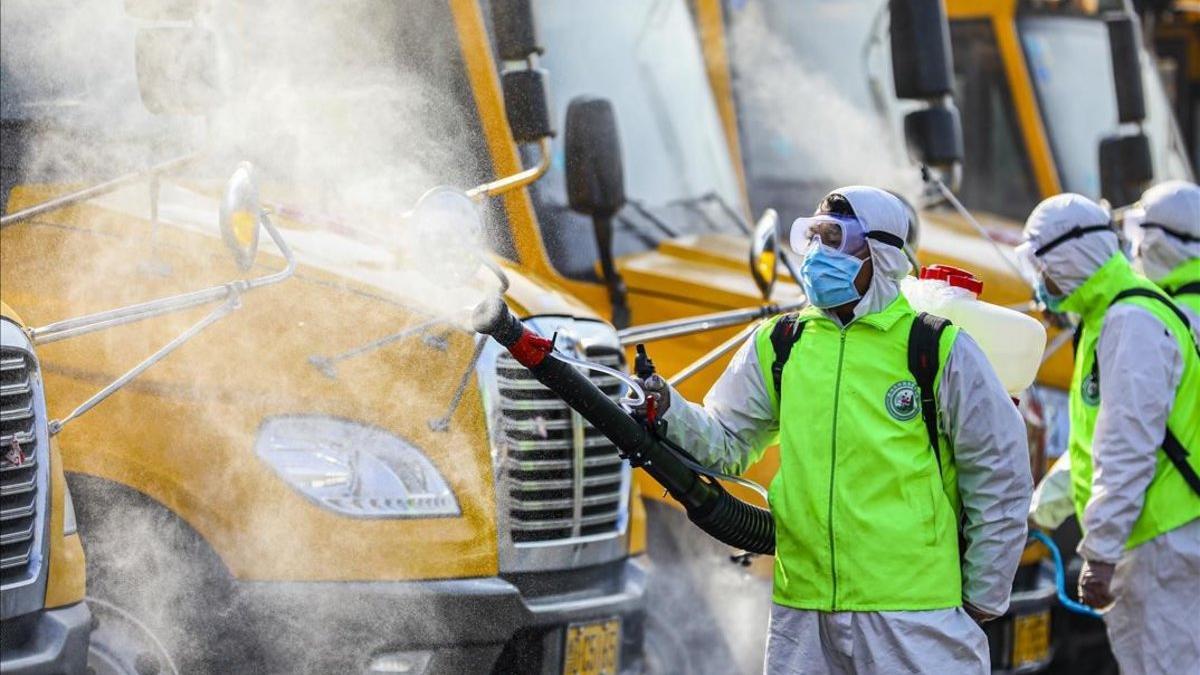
[0,154,196,227]
[43,213,295,435]
[308,317,447,378]
[618,301,804,346]
[428,335,488,432]
[668,321,759,388]
[466,138,551,200]
[309,257,511,377]
[48,295,240,436]
[29,211,296,345]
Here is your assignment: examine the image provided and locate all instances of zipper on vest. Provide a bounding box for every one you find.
[829,328,848,609]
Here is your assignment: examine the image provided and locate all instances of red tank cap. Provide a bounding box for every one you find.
[920,264,983,295]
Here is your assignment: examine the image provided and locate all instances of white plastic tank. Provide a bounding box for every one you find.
[902,265,1047,395]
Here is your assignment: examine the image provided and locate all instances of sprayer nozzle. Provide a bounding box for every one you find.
[471,295,506,334]
[471,295,523,346]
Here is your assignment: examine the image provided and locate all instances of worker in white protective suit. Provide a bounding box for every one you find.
[1018,193,1200,675]
[1030,179,1200,549]
[634,186,1032,674]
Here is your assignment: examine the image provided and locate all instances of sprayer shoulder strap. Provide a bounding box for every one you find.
[908,312,951,471]
[769,313,806,399]
[1169,281,1200,299]
[1093,288,1200,497]
[768,311,946,461]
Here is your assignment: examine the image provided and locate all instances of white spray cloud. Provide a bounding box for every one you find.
[728,1,921,219]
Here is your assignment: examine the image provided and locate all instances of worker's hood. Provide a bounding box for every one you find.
[838,185,911,323]
[1021,193,1117,297]
[1127,180,1200,282]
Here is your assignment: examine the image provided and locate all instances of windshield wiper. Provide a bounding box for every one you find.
[625,198,680,237]
[615,214,663,249]
[668,191,751,235]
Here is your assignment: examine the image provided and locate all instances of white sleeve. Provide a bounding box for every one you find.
[938,331,1033,616]
[1078,305,1183,563]
[657,328,778,476]
[1030,454,1075,530]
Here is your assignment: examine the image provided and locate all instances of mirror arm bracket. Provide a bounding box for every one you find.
[668,321,759,387]
[0,154,196,228]
[29,210,295,345]
[618,300,805,346]
[47,291,242,436]
[32,171,296,436]
[465,137,551,201]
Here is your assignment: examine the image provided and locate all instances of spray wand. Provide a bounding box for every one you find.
[473,296,775,555]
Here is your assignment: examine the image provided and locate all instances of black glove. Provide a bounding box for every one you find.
[1079,559,1116,609]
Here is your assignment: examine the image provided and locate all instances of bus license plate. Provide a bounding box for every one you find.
[563,618,620,675]
[1012,610,1051,668]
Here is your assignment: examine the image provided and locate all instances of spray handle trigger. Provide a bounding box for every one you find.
[634,343,656,379]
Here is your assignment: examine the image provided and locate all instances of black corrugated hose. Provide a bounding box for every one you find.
[473,296,775,555]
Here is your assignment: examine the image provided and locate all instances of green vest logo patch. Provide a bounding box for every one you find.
[1081,370,1101,406]
[885,380,921,421]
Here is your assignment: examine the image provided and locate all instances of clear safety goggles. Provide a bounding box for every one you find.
[788,213,903,257]
[1015,223,1117,286]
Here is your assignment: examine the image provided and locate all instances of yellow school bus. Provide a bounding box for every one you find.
[1,1,652,672]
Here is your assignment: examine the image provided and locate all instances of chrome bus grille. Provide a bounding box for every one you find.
[496,346,628,543]
[0,351,40,584]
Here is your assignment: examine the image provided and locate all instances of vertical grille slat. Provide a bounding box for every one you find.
[0,349,40,585]
[498,345,629,544]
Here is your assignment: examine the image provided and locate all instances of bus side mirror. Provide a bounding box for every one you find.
[1099,133,1153,208]
[904,104,963,171]
[889,0,953,99]
[493,0,552,144]
[749,209,780,301]
[219,162,262,270]
[565,97,626,217]
[490,0,542,61]
[135,27,219,115]
[502,69,554,143]
[1105,13,1147,124]
[565,96,630,328]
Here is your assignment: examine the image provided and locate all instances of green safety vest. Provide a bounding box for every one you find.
[1158,258,1200,316]
[1061,254,1200,550]
[754,294,963,612]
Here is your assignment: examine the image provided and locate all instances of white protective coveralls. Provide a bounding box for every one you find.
[1023,194,1200,675]
[658,187,1033,674]
[1125,179,1200,330]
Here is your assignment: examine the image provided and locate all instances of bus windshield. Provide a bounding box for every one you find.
[530,0,746,280]
[1019,15,1192,200]
[1,0,496,236]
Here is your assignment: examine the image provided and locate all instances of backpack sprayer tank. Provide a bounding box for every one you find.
[472,296,775,555]
[902,265,1047,395]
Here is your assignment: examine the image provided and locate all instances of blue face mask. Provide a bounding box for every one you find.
[799,239,864,308]
[1035,280,1066,312]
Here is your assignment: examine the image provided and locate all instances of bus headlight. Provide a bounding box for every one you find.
[255,416,460,518]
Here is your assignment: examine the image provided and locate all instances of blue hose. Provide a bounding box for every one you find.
[1029,530,1103,619]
